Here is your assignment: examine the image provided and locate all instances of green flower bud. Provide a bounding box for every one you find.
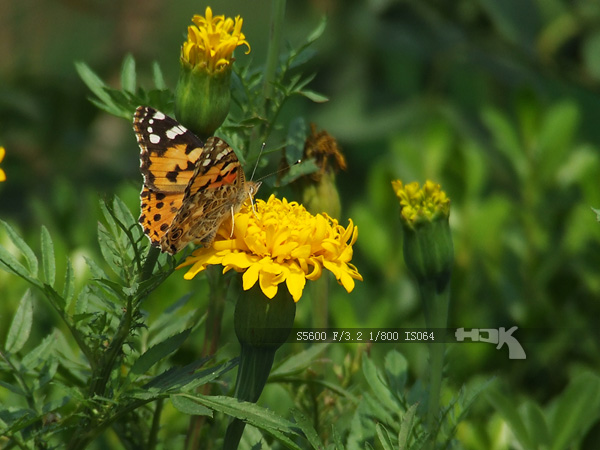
[174,8,250,138]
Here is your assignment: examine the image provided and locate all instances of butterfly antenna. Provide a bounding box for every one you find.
[250,142,266,182]
[256,159,302,183]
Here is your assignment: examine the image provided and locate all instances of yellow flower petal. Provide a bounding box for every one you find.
[180,195,362,301]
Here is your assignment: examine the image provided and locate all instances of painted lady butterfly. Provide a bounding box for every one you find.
[133,106,260,254]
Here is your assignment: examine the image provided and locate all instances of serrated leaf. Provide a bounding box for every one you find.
[41,226,55,287]
[195,395,303,449]
[22,332,56,369]
[63,258,76,311]
[1,220,38,277]
[0,244,40,288]
[121,54,136,93]
[171,395,213,416]
[384,350,408,395]
[375,423,395,450]
[398,403,418,450]
[152,61,167,90]
[362,357,400,413]
[131,329,191,375]
[291,409,323,449]
[5,290,34,353]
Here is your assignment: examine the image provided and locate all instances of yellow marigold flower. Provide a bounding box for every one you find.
[178,195,362,302]
[181,6,250,73]
[0,147,6,182]
[392,179,450,227]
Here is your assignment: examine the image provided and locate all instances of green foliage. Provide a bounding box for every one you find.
[2,1,600,449]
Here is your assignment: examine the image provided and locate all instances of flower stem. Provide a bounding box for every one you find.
[419,280,449,449]
[223,346,276,450]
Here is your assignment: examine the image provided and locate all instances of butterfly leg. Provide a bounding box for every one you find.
[229,206,235,237]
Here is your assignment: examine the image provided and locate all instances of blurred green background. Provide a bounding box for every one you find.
[2,0,600,446]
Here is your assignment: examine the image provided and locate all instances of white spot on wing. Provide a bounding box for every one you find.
[166,125,186,140]
[153,111,166,120]
[149,134,160,144]
[215,150,229,160]
[147,127,153,133]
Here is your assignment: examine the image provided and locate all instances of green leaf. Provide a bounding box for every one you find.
[291,409,323,450]
[171,395,213,416]
[398,403,418,450]
[271,343,329,377]
[384,350,408,395]
[296,89,328,103]
[152,61,167,90]
[375,423,395,450]
[362,357,400,413]
[1,220,38,277]
[121,54,136,93]
[5,290,34,354]
[63,258,76,311]
[131,329,191,375]
[194,395,303,449]
[593,207,600,222]
[41,226,55,287]
[0,244,40,287]
[0,380,26,397]
[75,61,114,109]
[550,371,600,450]
[486,387,533,449]
[522,400,549,448]
[22,332,56,370]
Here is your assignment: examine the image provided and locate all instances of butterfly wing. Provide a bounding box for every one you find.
[161,137,251,254]
[134,106,206,251]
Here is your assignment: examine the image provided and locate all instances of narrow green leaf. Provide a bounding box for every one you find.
[5,290,34,354]
[297,88,328,103]
[131,329,191,375]
[362,357,400,413]
[195,395,303,449]
[375,423,395,450]
[291,409,323,450]
[0,380,26,397]
[0,244,38,286]
[486,387,533,449]
[271,343,329,377]
[75,61,114,107]
[171,395,212,416]
[121,54,136,93]
[22,332,56,369]
[1,220,38,276]
[384,350,408,395]
[522,401,549,448]
[550,372,600,450]
[63,258,76,311]
[398,403,418,450]
[41,226,55,287]
[152,61,167,90]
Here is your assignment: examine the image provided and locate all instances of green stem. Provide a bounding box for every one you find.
[420,281,449,449]
[223,346,276,450]
[141,246,161,281]
[148,398,164,450]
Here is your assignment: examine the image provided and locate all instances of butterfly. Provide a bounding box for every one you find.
[133,106,260,254]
